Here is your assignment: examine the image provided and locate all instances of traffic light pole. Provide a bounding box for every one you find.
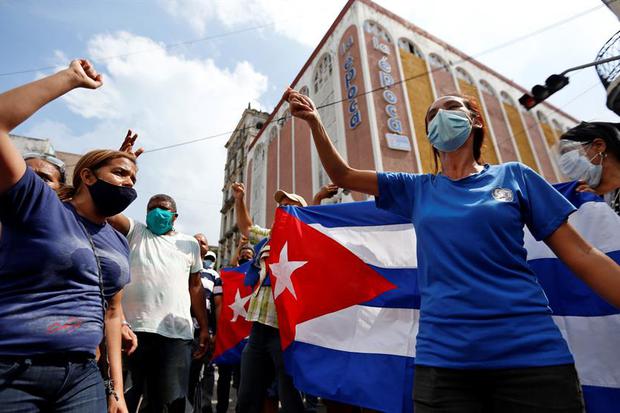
[519,54,620,110]
[560,54,620,76]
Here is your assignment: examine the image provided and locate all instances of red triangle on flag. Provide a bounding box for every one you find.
[212,268,253,360]
[268,208,396,349]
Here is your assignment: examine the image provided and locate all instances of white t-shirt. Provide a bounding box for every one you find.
[122,219,202,340]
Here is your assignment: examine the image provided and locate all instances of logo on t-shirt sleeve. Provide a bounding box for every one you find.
[492,188,514,202]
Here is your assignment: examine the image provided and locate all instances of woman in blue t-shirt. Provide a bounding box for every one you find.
[284,88,620,412]
[0,60,137,412]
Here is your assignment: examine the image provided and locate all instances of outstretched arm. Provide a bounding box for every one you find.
[545,222,620,308]
[0,59,102,194]
[232,182,253,237]
[285,88,378,196]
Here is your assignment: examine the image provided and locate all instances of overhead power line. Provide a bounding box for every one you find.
[142,2,609,154]
[0,22,276,78]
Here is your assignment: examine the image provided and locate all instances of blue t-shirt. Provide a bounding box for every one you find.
[376,162,576,369]
[0,168,130,356]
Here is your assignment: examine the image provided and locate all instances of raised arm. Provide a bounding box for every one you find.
[232,182,253,237]
[229,234,249,267]
[0,59,102,194]
[545,222,620,308]
[285,88,378,196]
[312,183,339,206]
[107,129,144,236]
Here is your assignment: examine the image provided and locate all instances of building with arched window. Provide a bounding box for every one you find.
[222,0,578,235]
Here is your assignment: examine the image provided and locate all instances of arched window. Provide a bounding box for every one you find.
[398,38,423,58]
[536,110,549,124]
[428,53,450,72]
[363,20,391,43]
[313,53,333,94]
[500,91,516,106]
[479,79,496,97]
[455,67,474,85]
[299,86,309,96]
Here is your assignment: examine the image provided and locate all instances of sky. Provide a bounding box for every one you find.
[0,0,618,247]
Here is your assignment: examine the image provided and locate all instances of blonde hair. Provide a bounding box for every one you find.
[58,150,136,201]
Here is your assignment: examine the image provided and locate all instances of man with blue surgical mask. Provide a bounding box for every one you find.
[109,193,209,413]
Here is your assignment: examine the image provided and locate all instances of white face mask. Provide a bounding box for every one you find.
[558,149,604,187]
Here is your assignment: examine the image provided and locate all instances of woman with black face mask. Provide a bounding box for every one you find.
[0,60,137,412]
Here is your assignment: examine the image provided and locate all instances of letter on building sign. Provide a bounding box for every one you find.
[372,36,390,55]
[350,111,362,129]
[378,56,391,73]
[385,133,412,151]
[383,90,397,104]
[341,36,354,56]
[379,71,395,88]
[385,105,398,118]
[387,117,403,134]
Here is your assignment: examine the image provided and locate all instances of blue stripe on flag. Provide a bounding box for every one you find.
[362,266,420,309]
[284,341,414,413]
[212,339,247,365]
[583,385,620,412]
[282,201,409,228]
[529,251,620,317]
[553,181,606,209]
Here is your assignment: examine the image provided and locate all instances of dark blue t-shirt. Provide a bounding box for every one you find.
[376,162,576,369]
[0,168,130,356]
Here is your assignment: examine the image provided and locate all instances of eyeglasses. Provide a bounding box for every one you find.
[23,152,66,182]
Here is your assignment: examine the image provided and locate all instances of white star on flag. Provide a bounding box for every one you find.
[269,242,308,300]
[229,289,252,322]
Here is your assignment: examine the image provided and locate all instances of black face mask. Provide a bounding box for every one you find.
[238,258,251,265]
[87,178,137,217]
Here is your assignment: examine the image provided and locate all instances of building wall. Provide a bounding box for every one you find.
[243,0,577,230]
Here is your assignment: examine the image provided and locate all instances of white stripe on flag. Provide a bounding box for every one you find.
[553,314,620,389]
[308,223,418,268]
[525,201,620,260]
[295,305,419,357]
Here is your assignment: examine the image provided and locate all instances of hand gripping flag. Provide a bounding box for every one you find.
[212,262,254,365]
[267,182,620,413]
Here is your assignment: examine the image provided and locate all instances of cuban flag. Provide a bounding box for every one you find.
[267,183,620,412]
[212,262,254,365]
[524,182,620,412]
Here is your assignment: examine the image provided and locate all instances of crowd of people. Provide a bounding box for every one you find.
[0,59,619,413]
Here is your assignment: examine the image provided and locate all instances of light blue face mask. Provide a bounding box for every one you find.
[428,109,473,152]
[146,208,175,235]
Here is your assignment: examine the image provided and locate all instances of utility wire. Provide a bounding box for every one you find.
[142,2,610,154]
[0,22,276,77]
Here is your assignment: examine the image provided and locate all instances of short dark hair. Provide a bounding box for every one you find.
[561,121,620,160]
[148,194,177,211]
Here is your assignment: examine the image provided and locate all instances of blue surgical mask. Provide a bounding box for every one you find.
[146,208,175,235]
[428,109,473,152]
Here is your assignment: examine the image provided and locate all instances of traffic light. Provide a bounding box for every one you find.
[519,74,569,110]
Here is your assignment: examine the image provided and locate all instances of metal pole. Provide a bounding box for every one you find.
[561,55,620,75]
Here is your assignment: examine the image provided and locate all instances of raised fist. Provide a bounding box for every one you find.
[68,59,103,89]
[231,182,245,200]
